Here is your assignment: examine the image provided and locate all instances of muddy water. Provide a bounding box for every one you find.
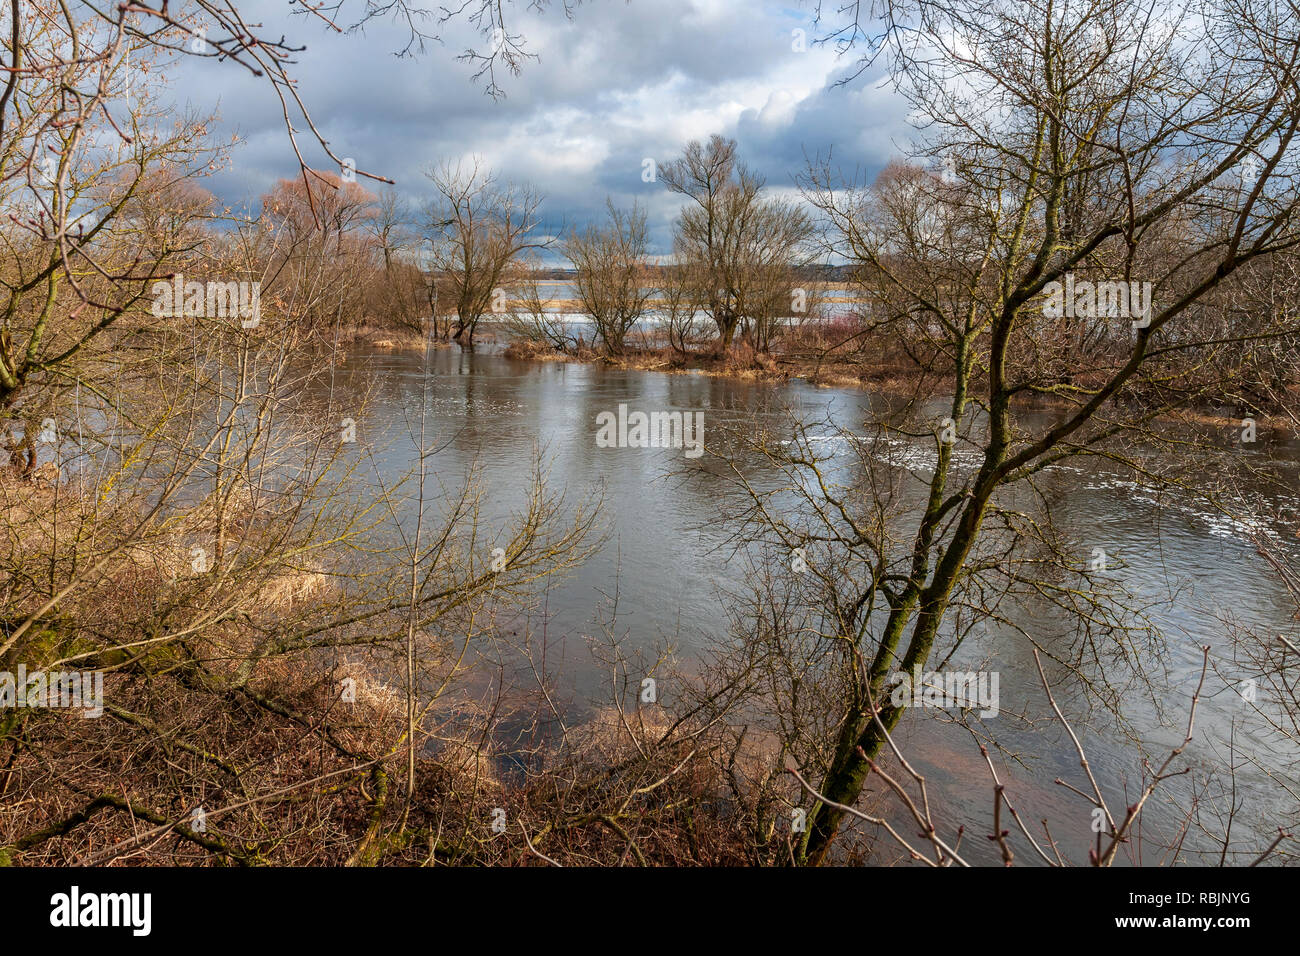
[316,344,1300,865]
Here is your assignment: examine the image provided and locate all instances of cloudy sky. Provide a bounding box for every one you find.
[170,0,913,254]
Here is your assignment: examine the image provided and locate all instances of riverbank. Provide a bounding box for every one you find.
[501,337,930,392]
[498,337,1300,438]
[0,466,800,866]
[331,323,432,351]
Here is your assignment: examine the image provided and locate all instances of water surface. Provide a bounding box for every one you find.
[315,345,1300,865]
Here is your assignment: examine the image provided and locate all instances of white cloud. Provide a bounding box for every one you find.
[166,0,910,251]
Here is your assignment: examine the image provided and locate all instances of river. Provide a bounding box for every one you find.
[312,343,1300,865]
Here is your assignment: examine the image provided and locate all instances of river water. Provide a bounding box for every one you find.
[314,343,1300,865]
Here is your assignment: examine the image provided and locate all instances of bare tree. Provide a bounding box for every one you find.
[725,0,1300,865]
[505,261,582,353]
[565,200,653,355]
[367,188,416,273]
[424,159,551,347]
[662,135,814,355]
[659,257,707,354]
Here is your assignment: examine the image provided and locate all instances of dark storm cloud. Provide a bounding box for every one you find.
[169,0,911,252]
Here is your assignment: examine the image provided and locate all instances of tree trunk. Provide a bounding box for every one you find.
[801,705,902,865]
[716,314,737,356]
[801,489,990,864]
[452,310,476,349]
